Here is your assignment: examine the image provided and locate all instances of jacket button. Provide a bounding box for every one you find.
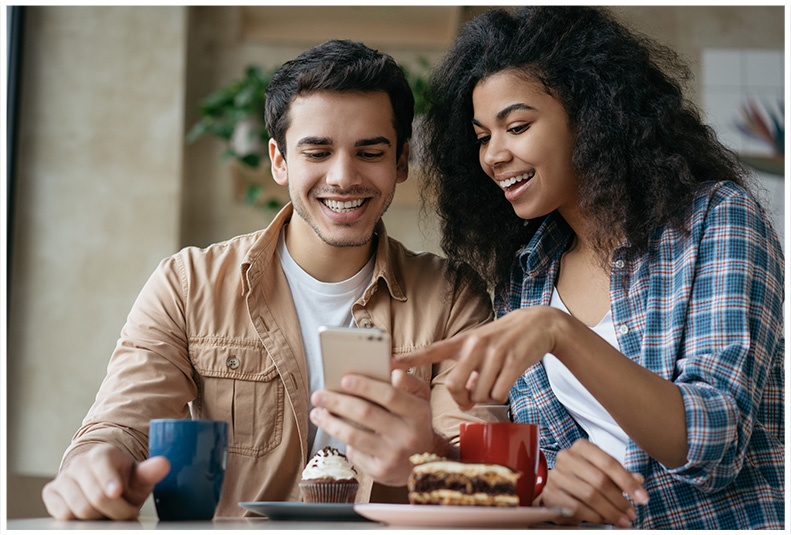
[618,324,629,335]
[614,259,625,269]
[359,318,373,328]
[226,356,240,370]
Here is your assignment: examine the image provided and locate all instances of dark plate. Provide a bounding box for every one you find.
[239,501,370,521]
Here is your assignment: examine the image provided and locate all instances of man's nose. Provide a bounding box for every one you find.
[325,154,362,189]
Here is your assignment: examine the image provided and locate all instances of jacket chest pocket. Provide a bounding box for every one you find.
[190,343,284,457]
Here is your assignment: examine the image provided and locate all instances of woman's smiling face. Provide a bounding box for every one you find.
[472,70,580,223]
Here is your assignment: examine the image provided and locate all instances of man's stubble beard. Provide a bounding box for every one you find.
[288,178,396,249]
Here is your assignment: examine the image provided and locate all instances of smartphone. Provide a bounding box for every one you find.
[319,326,391,392]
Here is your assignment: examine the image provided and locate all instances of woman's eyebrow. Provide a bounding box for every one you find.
[472,102,536,127]
[496,103,535,121]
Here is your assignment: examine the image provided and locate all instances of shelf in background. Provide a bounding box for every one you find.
[240,6,461,48]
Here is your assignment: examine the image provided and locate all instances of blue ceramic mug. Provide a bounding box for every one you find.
[149,419,229,521]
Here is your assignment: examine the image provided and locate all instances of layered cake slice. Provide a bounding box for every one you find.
[407,453,520,507]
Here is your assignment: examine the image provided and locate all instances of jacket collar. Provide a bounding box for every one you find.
[370,218,407,302]
[240,203,406,301]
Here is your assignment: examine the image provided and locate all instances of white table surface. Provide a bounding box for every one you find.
[6,516,614,531]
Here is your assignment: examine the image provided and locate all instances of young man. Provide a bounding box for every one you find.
[42,40,495,520]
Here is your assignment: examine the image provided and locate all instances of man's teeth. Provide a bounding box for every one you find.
[498,172,534,190]
[324,198,365,212]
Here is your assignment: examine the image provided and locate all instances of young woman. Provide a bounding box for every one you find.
[399,6,784,529]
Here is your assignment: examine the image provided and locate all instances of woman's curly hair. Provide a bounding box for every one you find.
[420,6,748,289]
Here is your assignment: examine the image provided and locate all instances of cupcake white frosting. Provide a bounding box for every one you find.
[301,447,358,480]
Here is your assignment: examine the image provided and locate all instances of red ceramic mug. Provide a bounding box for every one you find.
[460,422,547,506]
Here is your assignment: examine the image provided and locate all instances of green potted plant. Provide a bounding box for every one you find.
[401,56,432,116]
[186,65,282,208]
[186,65,275,168]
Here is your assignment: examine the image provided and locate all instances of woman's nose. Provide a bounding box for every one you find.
[481,135,511,168]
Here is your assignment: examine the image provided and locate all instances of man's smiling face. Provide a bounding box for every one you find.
[270,90,407,251]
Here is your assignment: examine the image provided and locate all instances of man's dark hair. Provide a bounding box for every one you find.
[265,39,414,160]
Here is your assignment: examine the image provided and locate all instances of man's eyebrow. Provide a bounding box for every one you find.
[294,136,392,148]
[355,137,392,148]
[472,103,536,126]
[296,136,332,147]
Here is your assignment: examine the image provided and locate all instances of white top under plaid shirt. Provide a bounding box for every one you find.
[503,181,784,529]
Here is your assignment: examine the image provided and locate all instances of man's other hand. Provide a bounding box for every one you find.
[42,444,170,520]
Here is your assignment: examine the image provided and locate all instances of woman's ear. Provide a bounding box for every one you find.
[269,138,288,186]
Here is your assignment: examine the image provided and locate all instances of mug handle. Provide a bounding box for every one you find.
[534,450,547,496]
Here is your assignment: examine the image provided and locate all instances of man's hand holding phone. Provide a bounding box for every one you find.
[310,327,451,486]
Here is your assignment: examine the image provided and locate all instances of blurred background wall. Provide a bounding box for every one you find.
[5,5,785,518]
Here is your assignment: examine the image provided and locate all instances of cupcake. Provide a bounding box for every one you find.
[299,446,359,503]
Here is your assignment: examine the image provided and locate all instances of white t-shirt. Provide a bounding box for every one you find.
[277,229,376,457]
[542,287,629,465]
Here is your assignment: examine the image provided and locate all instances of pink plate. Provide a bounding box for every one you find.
[353,503,564,528]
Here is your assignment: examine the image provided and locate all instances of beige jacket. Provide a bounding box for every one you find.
[61,204,497,517]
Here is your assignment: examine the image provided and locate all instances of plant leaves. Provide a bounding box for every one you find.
[244,183,263,204]
[185,118,212,144]
[239,153,261,168]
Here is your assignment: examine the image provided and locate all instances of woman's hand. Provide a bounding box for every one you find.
[396,304,688,470]
[540,440,648,528]
[394,306,569,409]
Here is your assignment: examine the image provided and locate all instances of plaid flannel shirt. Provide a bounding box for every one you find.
[503,181,784,529]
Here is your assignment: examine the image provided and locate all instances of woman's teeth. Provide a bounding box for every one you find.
[498,172,534,190]
[324,198,365,212]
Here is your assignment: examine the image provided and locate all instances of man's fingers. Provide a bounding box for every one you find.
[88,446,126,499]
[42,483,76,520]
[311,407,378,450]
[391,369,430,400]
[344,441,408,486]
[133,456,171,487]
[309,404,396,471]
[339,374,428,417]
[73,466,143,520]
[344,445,376,471]
[123,456,170,506]
[41,446,152,521]
[312,386,400,436]
[50,473,106,520]
[310,377,435,487]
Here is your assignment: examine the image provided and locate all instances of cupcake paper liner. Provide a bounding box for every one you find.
[299,480,359,503]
